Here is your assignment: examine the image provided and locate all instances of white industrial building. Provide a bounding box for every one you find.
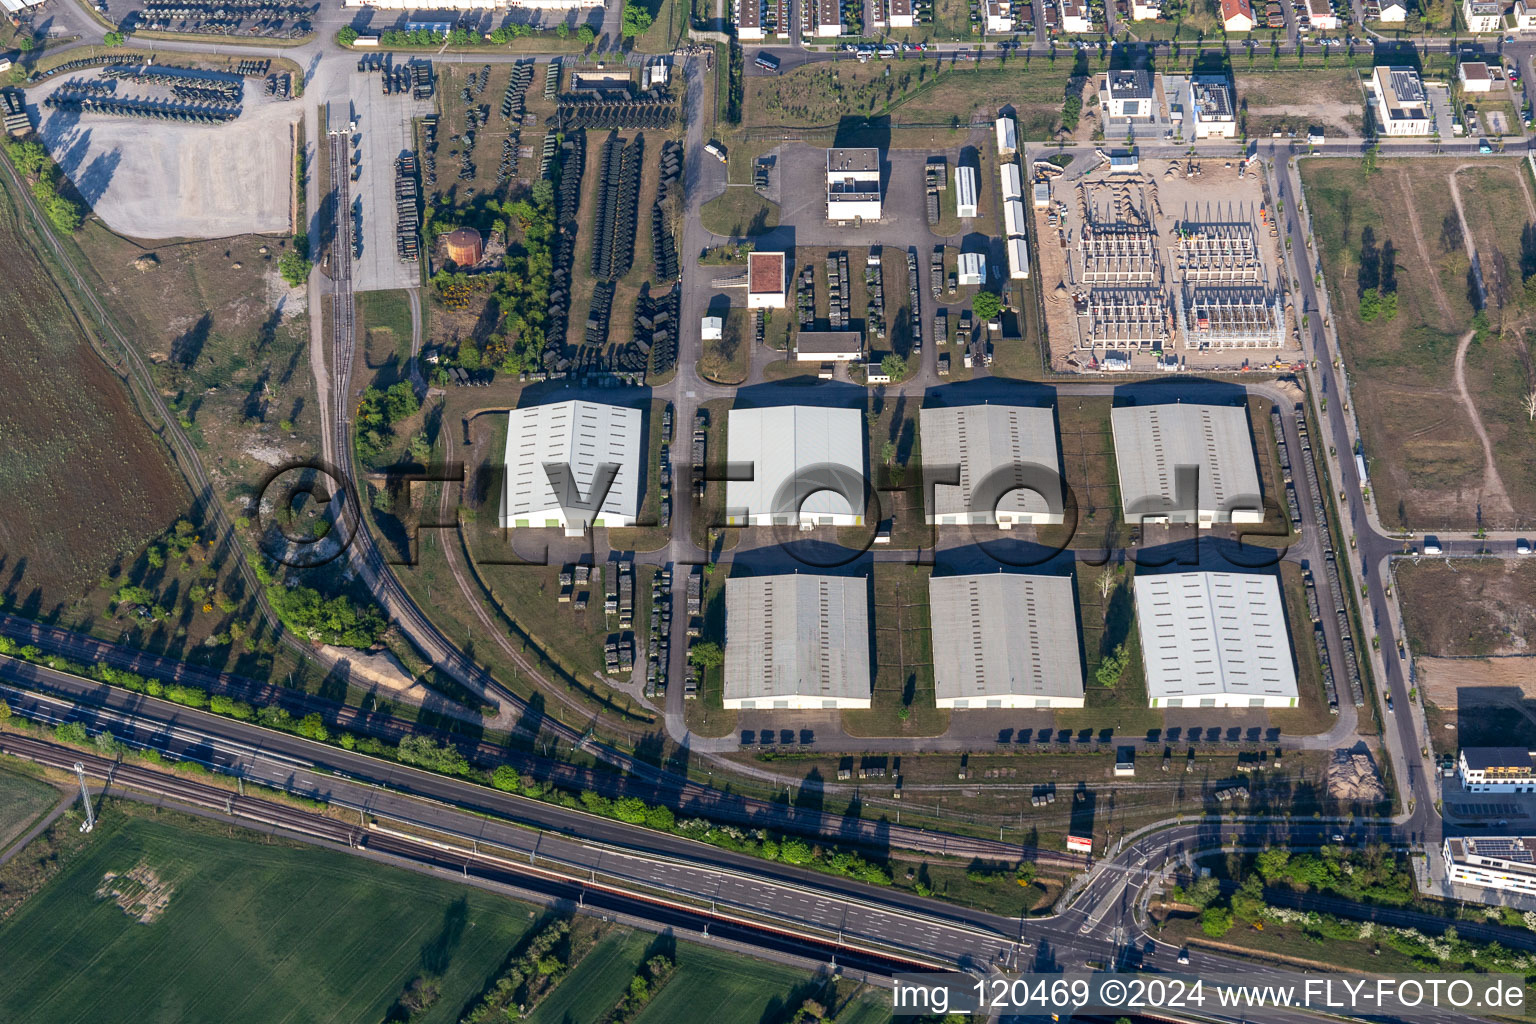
[995,116,1018,157]
[1000,162,1023,201]
[1006,238,1030,280]
[723,574,872,709]
[1186,75,1237,139]
[1458,748,1536,792]
[957,252,986,286]
[930,573,1085,708]
[1134,571,1299,709]
[1444,836,1536,897]
[1003,198,1028,237]
[500,400,642,535]
[748,251,787,308]
[826,148,882,222]
[1110,403,1264,526]
[1371,66,1432,136]
[919,404,1064,526]
[955,164,979,218]
[794,331,864,362]
[726,405,866,527]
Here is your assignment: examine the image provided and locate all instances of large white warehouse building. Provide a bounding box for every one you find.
[919,404,1063,527]
[1110,403,1263,526]
[1134,571,1298,709]
[723,574,872,709]
[930,573,1084,708]
[726,405,866,527]
[500,400,642,536]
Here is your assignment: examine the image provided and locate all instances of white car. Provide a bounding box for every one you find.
[1518,539,1532,555]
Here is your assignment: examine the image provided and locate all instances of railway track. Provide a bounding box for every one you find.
[0,732,937,977]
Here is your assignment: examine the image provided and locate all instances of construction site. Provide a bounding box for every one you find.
[1034,155,1301,373]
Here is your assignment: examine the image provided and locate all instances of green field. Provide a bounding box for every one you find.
[633,942,827,1024]
[0,810,536,1024]
[525,928,653,1024]
[0,765,60,855]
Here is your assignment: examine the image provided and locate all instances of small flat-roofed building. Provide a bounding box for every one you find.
[985,0,1014,32]
[1372,66,1432,135]
[1460,61,1494,92]
[1007,237,1031,279]
[1032,179,1050,208]
[1003,198,1028,237]
[1188,75,1237,138]
[748,251,787,308]
[920,404,1063,526]
[930,573,1085,708]
[1458,748,1536,791]
[957,252,986,286]
[500,400,642,536]
[726,405,866,526]
[702,316,723,340]
[723,574,872,709]
[1060,0,1092,31]
[1134,571,1298,708]
[815,0,843,34]
[827,148,882,222]
[1100,69,1154,119]
[995,116,1018,156]
[794,331,864,361]
[1306,0,1338,28]
[1220,0,1254,30]
[1464,0,1502,30]
[955,164,979,218]
[735,0,765,37]
[1444,836,1536,897]
[888,0,915,25]
[1110,403,1263,526]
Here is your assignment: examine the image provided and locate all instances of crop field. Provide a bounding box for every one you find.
[0,765,60,856]
[632,942,823,1024]
[1301,157,1536,528]
[525,928,652,1024]
[0,808,536,1024]
[0,178,187,612]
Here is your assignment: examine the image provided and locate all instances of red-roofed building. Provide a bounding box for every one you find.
[748,251,787,309]
[1220,0,1253,30]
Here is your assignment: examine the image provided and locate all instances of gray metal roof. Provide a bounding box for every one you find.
[726,405,866,522]
[1134,571,1298,702]
[500,400,642,524]
[723,574,872,703]
[919,404,1062,519]
[1110,403,1262,523]
[929,573,1084,702]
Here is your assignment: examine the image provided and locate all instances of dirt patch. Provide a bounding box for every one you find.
[1236,70,1364,138]
[318,644,433,702]
[1396,558,1536,657]
[96,863,174,924]
[1419,657,1536,710]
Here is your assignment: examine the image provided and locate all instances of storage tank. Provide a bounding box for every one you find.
[443,228,483,267]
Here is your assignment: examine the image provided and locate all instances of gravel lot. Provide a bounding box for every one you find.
[27,71,298,240]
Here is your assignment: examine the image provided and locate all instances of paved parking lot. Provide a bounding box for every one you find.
[346,67,433,293]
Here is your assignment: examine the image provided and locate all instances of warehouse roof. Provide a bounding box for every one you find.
[930,573,1084,703]
[1134,571,1297,703]
[501,400,642,524]
[1110,403,1261,522]
[726,405,865,521]
[920,405,1061,519]
[724,574,871,703]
